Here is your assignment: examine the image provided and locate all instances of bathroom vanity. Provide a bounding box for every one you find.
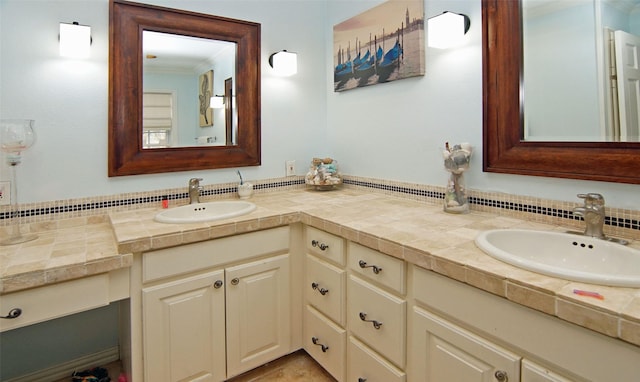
[2,189,639,381]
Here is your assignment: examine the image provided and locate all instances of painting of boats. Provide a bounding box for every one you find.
[333,0,425,92]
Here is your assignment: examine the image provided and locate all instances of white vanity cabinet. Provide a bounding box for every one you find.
[409,265,640,382]
[303,228,407,382]
[521,360,573,382]
[142,269,226,382]
[136,226,295,382]
[0,269,129,333]
[347,243,406,381]
[303,227,347,381]
[411,306,520,382]
[225,254,291,377]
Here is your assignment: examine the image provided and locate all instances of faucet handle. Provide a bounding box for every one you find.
[577,193,604,206]
[189,177,203,186]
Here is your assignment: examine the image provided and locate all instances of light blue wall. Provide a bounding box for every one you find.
[0,0,638,208]
[0,0,328,201]
[144,72,200,146]
[325,0,639,209]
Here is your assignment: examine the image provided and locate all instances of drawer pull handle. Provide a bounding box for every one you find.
[311,336,329,352]
[359,312,382,329]
[311,240,329,251]
[358,260,382,274]
[231,278,240,285]
[213,280,223,289]
[1,308,22,319]
[494,370,508,382]
[358,379,367,382]
[311,282,329,295]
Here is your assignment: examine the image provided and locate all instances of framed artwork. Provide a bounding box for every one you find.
[333,0,425,92]
[199,70,213,127]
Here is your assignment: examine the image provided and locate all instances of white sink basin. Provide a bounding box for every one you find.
[475,229,640,287]
[155,201,256,224]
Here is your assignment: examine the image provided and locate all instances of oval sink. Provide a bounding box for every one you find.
[475,229,640,287]
[155,201,256,224]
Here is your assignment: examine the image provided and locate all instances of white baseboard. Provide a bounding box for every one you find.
[6,346,119,382]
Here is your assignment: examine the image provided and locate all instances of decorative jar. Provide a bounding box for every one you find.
[305,157,342,190]
[443,143,472,214]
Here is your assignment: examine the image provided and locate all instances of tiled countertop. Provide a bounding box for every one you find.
[2,189,639,347]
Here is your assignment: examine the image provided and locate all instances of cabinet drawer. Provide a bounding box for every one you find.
[0,274,109,332]
[143,226,289,282]
[348,336,406,382]
[304,305,346,381]
[306,227,345,266]
[349,242,405,294]
[305,254,346,326]
[348,275,406,368]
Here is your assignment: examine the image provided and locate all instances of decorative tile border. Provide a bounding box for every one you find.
[343,176,640,240]
[0,177,306,226]
[1,175,638,240]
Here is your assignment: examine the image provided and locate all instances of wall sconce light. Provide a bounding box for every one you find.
[268,50,297,76]
[427,12,470,49]
[59,22,92,58]
[210,95,225,109]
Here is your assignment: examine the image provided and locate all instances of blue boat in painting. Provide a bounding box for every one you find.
[376,39,402,82]
[354,49,375,80]
[353,49,370,68]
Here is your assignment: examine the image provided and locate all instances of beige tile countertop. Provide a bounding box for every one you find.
[0,216,132,294]
[2,189,639,347]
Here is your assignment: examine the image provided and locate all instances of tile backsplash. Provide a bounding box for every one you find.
[1,175,638,240]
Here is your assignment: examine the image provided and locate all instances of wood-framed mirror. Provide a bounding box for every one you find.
[109,0,261,176]
[482,0,640,184]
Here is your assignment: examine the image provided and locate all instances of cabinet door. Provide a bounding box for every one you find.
[522,360,572,382]
[225,254,291,378]
[411,306,520,382]
[142,270,226,382]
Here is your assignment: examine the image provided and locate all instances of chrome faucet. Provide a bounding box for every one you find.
[573,193,606,239]
[571,193,629,245]
[188,178,203,204]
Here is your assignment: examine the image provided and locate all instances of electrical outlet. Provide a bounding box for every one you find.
[0,181,10,206]
[285,160,296,176]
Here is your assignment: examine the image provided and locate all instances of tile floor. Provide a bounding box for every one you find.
[228,350,336,382]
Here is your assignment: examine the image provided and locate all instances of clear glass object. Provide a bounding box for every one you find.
[443,143,472,214]
[444,172,469,213]
[305,157,342,190]
[1,119,37,245]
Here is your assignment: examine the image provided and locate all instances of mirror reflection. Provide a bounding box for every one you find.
[142,31,237,148]
[523,0,640,142]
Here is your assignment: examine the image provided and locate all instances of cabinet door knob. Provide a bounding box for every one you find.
[213,280,223,289]
[311,282,329,295]
[311,240,329,251]
[358,260,382,274]
[311,336,329,352]
[231,278,240,285]
[359,312,382,329]
[1,308,22,319]
[494,370,508,381]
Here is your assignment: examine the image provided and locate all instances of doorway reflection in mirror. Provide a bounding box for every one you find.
[522,0,640,142]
